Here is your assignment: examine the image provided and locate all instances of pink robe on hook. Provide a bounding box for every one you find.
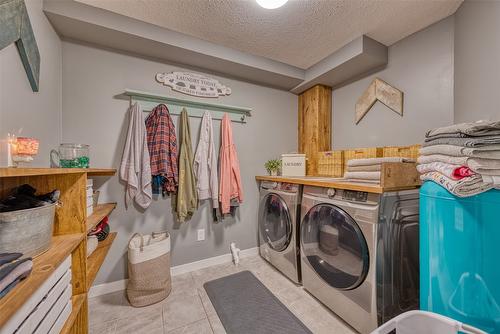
[219,113,243,214]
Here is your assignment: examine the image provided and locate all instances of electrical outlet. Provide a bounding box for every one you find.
[197,229,205,241]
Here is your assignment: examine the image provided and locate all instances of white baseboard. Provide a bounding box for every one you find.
[170,246,259,276]
[89,279,128,298]
[89,246,259,298]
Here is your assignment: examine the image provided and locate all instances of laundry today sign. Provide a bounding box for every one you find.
[156,72,232,98]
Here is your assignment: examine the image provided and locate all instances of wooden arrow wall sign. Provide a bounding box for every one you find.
[0,0,40,92]
[355,78,403,124]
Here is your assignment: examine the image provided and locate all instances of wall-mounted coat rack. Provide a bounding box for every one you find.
[124,89,252,123]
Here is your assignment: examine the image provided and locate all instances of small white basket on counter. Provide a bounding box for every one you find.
[281,153,306,177]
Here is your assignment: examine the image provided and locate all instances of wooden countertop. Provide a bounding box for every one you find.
[255,175,419,194]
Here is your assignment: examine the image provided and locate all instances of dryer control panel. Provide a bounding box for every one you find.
[261,181,299,193]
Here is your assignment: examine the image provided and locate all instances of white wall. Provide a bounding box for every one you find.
[61,41,298,284]
[454,0,500,123]
[332,17,455,149]
[0,0,464,288]
[0,0,62,166]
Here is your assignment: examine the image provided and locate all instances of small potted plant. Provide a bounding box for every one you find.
[264,159,281,176]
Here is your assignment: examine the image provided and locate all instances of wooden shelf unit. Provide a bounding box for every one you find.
[60,294,86,334]
[0,167,117,334]
[0,234,84,327]
[86,203,117,233]
[86,168,117,177]
[87,232,117,290]
[0,167,116,178]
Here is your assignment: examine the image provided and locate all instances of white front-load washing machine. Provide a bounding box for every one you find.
[259,181,302,284]
[300,185,419,333]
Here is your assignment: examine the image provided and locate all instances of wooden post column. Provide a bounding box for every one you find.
[298,85,332,176]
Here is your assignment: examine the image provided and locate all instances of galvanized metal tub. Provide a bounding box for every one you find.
[0,203,56,258]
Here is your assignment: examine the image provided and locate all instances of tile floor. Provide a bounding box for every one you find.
[88,255,357,334]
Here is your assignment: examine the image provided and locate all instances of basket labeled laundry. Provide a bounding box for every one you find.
[370,310,487,334]
[127,231,172,307]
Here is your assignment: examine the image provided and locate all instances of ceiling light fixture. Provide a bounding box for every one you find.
[256,0,288,9]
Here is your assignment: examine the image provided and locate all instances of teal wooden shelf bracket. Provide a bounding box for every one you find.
[124,89,252,123]
[0,0,41,92]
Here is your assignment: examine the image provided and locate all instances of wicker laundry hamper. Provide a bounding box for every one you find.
[127,231,172,307]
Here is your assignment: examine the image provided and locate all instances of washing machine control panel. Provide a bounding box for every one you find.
[342,190,368,202]
[303,186,379,205]
[320,188,376,203]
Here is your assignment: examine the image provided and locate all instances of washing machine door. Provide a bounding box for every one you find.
[259,193,292,252]
[301,203,369,290]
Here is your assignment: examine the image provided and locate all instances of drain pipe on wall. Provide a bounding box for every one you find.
[230,242,241,265]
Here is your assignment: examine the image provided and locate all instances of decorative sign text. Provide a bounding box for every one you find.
[156,72,231,98]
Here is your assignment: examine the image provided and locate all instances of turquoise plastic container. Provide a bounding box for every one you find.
[420,181,500,333]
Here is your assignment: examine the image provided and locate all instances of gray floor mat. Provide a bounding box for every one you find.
[204,270,312,334]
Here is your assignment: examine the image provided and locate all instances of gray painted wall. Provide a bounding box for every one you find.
[454,0,500,123]
[332,17,455,149]
[61,41,298,285]
[0,0,62,166]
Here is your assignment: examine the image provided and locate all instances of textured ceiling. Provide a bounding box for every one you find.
[76,0,462,69]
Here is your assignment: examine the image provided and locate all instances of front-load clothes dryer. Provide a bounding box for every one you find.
[300,185,419,333]
[259,181,302,284]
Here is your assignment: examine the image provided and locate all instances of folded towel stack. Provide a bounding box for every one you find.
[0,253,33,299]
[418,120,500,197]
[344,157,412,184]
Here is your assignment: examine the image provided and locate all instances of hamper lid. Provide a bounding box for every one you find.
[420,181,500,204]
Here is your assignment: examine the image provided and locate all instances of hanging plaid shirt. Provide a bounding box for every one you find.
[145,104,178,195]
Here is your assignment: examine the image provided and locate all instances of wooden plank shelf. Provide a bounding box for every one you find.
[86,168,117,177]
[86,203,117,233]
[86,233,117,290]
[0,168,116,178]
[0,233,84,327]
[256,172,420,194]
[60,293,86,334]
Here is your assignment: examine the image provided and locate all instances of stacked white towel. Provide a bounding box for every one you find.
[419,120,500,197]
[344,157,412,184]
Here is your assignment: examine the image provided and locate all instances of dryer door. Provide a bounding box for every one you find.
[301,203,369,290]
[259,193,292,252]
